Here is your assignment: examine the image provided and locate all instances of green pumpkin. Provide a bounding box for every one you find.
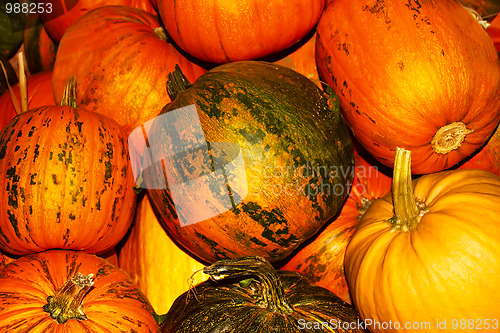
[161,256,364,332]
[138,61,354,264]
[0,0,25,59]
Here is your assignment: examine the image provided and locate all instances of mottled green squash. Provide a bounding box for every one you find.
[143,61,354,264]
[162,256,364,333]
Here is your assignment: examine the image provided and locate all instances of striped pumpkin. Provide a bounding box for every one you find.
[0,250,159,332]
[0,83,137,256]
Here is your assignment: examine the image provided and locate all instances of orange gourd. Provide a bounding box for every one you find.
[0,250,159,331]
[40,0,156,43]
[345,147,500,332]
[52,6,206,134]
[316,0,500,174]
[0,79,137,256]
[157,0,325,63]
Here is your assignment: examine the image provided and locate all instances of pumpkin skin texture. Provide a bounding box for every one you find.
[162,256,364,333]
[281,148,392,304]
[52,6,206,135]
[144,61,355,264]
[157,0,325,63]
[118,195,206,315]
[316,0,500,175]
[0,71,55,130]
[40,0,156,43]
[0,101,137,256]
[0,250,159,332]
[344,148,500,332]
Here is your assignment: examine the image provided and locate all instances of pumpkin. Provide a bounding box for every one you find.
[0,71,55,130]
[272,31,321,88]
[40,0,156,43]
[0,250,159,331]
[118,194,206,315]
[0,0,25,59]
[344,147,500,332]
[162,256,364,333]
[142,61,354,264]
[52,5,206,135]
[0,78,137,256]
[23,14,58,74]
[157,0,325,63]
[316,0,500,175]
[281,146,392,304]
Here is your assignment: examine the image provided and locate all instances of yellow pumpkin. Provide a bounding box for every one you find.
[118,195,206,314]
[344,147,500,332]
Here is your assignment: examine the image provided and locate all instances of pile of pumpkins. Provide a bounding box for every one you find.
[0,0,500,331]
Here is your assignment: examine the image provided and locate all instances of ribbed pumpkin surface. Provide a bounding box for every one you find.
[0,105,137,255]
[0,250,159,332]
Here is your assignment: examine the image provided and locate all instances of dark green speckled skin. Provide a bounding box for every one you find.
[147,61,354,264]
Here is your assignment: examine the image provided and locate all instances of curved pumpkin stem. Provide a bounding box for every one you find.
[203,256,294,315]
[391,148,424,231]
[42,272,94,324]
[60,76,78,108]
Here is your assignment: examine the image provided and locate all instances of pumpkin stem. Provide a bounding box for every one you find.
[167,64,193,101]
[431,122,473,154]
[203,256,294,315]
[391,148,424,231]
[42,272,94,324]
[154,26,168,41]
[60,76,78,108]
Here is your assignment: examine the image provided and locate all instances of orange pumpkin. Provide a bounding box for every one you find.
[40,0,156,43]
[0,79,137,256]
[52,6,206,135]
[0,71,55,130]
[157,0,325,63]
[345,147,500,332]
[0,250,159,331]
[118,194,206,314]
[316,0,500,174]
[281,146,391,304]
